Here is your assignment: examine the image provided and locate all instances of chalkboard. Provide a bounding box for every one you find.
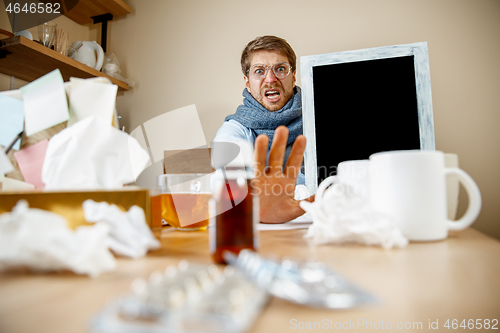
[300,42,435,193]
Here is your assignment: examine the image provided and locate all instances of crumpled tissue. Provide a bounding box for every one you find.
[300,181,408,249]
[294,184,313,221]
[0,200,116,277]
[42,116,150,190]
[83,199,160,258]
[294,184,311,200]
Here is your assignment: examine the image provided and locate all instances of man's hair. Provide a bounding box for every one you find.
[241,35,297,76]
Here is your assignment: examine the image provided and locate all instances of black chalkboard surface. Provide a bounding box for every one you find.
[301,42,435,193]
[312,56,421,184]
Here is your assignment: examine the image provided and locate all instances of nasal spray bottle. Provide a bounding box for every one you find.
[209,140,259,264]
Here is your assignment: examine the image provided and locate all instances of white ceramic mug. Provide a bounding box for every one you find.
[445,153,460,220]
[369,150,481,241]
[315,160,372,203]
[337,160,371,198]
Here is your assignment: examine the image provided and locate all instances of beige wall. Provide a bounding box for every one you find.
[1,0,499,240]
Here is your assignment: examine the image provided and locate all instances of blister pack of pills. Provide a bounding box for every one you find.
[91,260,269,333]
[224,250,377,309]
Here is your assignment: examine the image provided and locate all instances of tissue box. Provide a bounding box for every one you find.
[0,188,154,230]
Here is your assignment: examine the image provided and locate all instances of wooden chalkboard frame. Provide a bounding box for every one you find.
[300,42,435,193]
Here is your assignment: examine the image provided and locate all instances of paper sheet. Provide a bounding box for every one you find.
[257,213,313,231]
[20,69,69,136]
[0,94,24,151]
[257,222,312,231]
[129,126,152,170]
[68,77,118,127]
[13,139,49,189]
[0,149,14,175]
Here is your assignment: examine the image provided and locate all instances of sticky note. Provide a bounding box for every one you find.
[0,94,25,151]
[68,77,118,127]
[20,69,69,136]
[0,174,35,191]
[13,139,49,189]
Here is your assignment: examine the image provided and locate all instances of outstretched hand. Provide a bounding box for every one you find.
[253,126,314,223]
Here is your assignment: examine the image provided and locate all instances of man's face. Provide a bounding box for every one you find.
[244,50,296,112]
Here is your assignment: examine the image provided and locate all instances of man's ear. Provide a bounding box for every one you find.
[244,76,251,92]
[292,70,297,87]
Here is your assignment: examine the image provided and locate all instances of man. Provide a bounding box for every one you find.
[214,36,313,223]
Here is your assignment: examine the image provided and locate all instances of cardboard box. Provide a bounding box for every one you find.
[0,187,157,230]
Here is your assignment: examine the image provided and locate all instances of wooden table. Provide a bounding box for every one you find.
[1,228,499,332]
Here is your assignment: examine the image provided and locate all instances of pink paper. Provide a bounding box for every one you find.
[13,139,49,189]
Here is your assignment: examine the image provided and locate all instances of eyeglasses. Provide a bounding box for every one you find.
[247,62,292,80]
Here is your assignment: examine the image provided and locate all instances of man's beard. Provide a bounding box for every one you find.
[255,84,294,112]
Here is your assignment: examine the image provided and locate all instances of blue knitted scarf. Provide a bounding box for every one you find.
[225,86,303,153]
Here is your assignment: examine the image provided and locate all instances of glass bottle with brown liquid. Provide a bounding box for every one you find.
[210,169,259,264]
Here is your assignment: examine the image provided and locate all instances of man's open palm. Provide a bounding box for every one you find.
[253,126,314,223]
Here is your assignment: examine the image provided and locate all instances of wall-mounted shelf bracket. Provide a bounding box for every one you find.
[91,13,113,52]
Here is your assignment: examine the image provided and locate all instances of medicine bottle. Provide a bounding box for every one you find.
[209,141,259,264]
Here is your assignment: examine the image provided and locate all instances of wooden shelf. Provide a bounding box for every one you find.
[63,0,132,25]
[0,36,129,91]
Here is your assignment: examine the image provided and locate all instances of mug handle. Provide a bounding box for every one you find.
[315,176,339,203]
[445,168,482,231]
